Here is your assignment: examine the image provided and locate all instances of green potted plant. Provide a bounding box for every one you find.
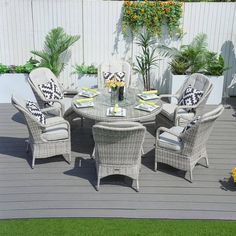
[0,58,39,103]
[31,27,80,77]
[160,34,228,104]
[133,31,159,91]
[72,64,98,88]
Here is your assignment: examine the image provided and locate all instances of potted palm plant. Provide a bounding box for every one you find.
[31,27,80,77]
[133,31,159,91]
[161,34,228,104]
[72,64,98,88]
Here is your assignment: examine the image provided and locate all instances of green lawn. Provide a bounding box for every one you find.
[0,218,236,236]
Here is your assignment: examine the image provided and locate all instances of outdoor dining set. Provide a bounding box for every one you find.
[11,60,224,191]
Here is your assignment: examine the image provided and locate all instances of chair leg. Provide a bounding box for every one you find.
[25,139,29,153]
[63,153,71,164]
[189,169,193,183]
[96,177,100,191]
[204,156,209,168]
[136,179,139,192]
[91,147,95,159]
[32,156,35,169]
[154,159,157,171]
[141,147,144,156]
[80,117,84,127]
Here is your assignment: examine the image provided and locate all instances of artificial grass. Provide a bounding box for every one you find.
[0,218,236,236]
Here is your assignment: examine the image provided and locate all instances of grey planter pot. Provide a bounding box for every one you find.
[76,74,98,89]
[0,73,36,103]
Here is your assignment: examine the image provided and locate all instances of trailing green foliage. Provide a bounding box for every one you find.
[122,1,183,38]
[73,64,97,75]
[133,31,160,90]
[159,34,228,76]
[31,27,80,77]
[0,63,9,74]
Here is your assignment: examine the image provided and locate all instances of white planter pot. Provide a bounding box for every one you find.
[0,73,36,103]
[170,74,224,105]
[76,74,98,88]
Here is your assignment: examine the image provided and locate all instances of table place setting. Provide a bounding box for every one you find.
[74,98,94,108]
[137,90,159,100]
[135,99,160,112]
[78,88,100,98]
[106,104,126,117]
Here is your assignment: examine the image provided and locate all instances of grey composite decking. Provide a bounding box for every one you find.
[0,101,236,220]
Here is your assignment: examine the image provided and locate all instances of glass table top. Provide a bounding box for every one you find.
[72,88,162,122]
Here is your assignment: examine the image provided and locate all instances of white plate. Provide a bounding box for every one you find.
[79,91,100,98]
[137,93,159,100]
[135,104,159,112]
[74,102,94,108]
[106,107,126,117]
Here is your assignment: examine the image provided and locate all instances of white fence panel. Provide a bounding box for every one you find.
[0,1,236,96]
[0,0,34,65]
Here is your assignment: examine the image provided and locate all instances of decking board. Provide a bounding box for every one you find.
[0,101,236,219]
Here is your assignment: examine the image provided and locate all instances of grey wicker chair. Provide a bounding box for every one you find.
[11,95,71,168]
[92,121,146,191]
[155,105,224,182]
[28,67,80,123]
[98,60,131,88]
[156,73,213,128]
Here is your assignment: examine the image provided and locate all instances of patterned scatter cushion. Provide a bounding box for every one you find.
[182,116,200,133]
[103,72,114,81]
[26,101,46,125]
[115,72,125,81]
[178,85,204,107]
[38,79,63,106]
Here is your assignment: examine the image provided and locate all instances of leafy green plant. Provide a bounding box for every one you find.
[0,63,9,74]
[133,32,159,91]
[31,27,80,77]
[205,52,229,76]
[159,33,228,76]
[73,64,97,75]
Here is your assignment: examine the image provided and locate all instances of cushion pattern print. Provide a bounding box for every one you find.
[103,72,114,81]
[26,101,46,125]
[38,79,63,106]
[115,72,125,81]
[182,116,201,133]
[178,85,204,106]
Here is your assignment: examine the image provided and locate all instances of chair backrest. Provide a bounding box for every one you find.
[11,95,43,143]
[28,67,62,108]
[97,60,131,89]
[92,121,146,165]
[176,73,213,115]
[180,105,224,156]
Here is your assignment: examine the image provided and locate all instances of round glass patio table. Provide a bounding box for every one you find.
[71,88,162,122]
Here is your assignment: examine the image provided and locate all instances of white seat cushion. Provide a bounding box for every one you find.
[161,103,194,122]
[42,117,68,141]
[158,126,183,151]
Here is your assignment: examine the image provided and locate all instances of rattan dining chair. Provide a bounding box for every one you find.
[97,60,131,88]
[28,67,80,124]
[155,105,224,182]
[12,95,71,168]
[156,73,213,128]
[92,121,146,191]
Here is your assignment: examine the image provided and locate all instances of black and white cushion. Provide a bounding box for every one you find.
[115,72,125,81]
[103,72,114,81]
[178,85,204,107]
[26,101,46,125]
[182,116,200,133]
[38,79,63,106]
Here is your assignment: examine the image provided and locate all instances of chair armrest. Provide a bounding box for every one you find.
[43,100,65,114]
[156,126,181,140]
[41,106,62,116]
[176,115,193,126]
[173,104,197,125]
